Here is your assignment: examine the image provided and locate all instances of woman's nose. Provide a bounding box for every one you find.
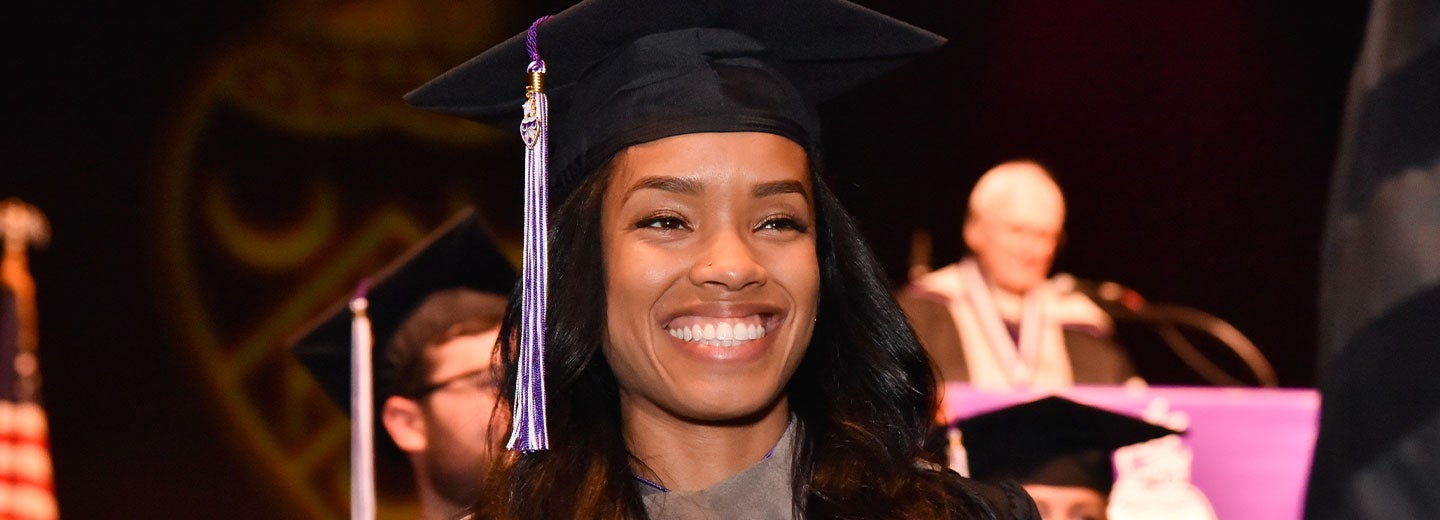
[690,229,766,291]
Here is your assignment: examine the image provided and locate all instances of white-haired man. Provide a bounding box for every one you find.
[899,160,1139,390]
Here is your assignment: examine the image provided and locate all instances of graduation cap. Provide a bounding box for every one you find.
[404,0,946,453]
[405,0,946,199]
[289,207,517,411]
[953,396,1181,495]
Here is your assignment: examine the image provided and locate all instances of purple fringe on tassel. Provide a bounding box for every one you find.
[508,14,554,453]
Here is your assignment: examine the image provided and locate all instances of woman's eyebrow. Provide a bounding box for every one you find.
[625,175,703,201]
[753,180,809,202]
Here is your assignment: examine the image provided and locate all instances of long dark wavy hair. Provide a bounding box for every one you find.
[475,152,1004,519]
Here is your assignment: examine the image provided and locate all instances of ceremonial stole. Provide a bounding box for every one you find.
[951,258,1073,390]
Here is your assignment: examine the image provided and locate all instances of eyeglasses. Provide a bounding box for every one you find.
[413,367,502,398]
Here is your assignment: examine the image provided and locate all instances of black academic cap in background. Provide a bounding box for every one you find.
[403,0,946,200]
[288,207,517,413]
[956,395,1181,495]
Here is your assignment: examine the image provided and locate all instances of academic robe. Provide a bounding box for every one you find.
[898,261,1138,389]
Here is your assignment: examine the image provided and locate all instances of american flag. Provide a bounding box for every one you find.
[0,199,57,520]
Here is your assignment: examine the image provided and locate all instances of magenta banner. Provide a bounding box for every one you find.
[941,384,1320,520]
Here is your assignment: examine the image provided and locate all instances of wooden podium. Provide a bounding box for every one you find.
[941,384,1320,520]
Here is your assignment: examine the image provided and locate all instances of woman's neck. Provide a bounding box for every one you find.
[621,397,792,493]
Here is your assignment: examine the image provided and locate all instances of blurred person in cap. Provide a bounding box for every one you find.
[936,396,1180,520]
[898,160,1139,390]
[290,208,516,520]
[382,288,509,519]
[403,0,1039,518]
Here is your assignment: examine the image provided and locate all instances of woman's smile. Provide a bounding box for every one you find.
[660,301,783,363]
[663,299,779,338]
[665,318,767,346]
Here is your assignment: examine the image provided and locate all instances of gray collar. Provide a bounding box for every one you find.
[638,419,801,519]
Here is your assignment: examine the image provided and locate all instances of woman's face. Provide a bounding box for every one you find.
[600,131,820,425]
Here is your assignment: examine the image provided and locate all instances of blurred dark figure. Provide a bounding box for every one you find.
[1306,0,1440,517]
[290,209,516,520]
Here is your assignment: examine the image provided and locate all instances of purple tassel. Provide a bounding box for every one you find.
[508,15,554,452]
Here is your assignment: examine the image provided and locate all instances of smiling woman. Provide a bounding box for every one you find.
[602,133,819,442]
[402,0,1039,518]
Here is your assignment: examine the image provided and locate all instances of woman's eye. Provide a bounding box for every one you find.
[757,215,808,233]
[636,214,688,230]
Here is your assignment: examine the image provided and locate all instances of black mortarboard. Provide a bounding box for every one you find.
[288,206,517,415]
[955,396,1181,495]
[404,0,945,452]
[404,0,946,200]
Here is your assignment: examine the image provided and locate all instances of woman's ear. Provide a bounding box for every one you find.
[382,396,427,453]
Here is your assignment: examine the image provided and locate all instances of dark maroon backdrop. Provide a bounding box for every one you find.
[6,0,1367,517]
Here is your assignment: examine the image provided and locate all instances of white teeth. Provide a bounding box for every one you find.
[666,320,767,346]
